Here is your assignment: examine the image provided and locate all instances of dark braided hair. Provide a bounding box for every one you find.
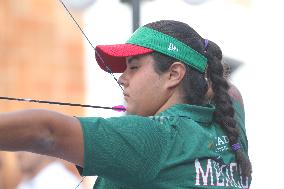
[144,20,252,177]
[206,40,252,177]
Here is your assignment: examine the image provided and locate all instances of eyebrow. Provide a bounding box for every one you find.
[127,56,140,65]
[127,57,135,64]
[127,54,147,65]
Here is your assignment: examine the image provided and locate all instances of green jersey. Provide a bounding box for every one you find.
[76,101,250,189]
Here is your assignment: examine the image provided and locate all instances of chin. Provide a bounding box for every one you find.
[125,106,134,115]
[125,105,153,116]
[125,107,141,116]
[125,109,138,116]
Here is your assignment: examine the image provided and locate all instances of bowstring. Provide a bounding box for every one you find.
[58,0,124,92]
[74,176,86,189]
[57,1,125,188]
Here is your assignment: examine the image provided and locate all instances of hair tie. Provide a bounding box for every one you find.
[231,143,241,151]
[204,39,209,52]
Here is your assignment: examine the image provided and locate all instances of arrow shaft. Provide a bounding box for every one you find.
[0,96,125,111]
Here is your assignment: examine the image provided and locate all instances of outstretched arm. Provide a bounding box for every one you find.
[0,109,84,166]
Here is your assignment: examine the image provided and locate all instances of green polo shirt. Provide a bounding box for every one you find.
[77,101,251,189]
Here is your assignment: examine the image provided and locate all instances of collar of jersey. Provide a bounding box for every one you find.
[158,103,215,123]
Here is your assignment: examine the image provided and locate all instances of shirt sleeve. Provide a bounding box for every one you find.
[76,115,170,186]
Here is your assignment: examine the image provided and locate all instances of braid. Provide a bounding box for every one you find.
[206,41,252,177]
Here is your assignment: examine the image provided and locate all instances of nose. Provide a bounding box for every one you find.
[118,71,128,88]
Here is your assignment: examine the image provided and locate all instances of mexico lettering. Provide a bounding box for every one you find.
[195,159,249,188]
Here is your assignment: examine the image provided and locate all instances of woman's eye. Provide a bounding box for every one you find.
[130,66,138,70]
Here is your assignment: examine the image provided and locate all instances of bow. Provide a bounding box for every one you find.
[56,2,127,188]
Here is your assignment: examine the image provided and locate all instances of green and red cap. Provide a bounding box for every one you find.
[95,26,207,73]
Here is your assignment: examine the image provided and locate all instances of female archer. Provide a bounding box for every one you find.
[0,20,251,188]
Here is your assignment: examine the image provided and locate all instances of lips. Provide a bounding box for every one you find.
[123,92,129,97]
[123,92,129,101]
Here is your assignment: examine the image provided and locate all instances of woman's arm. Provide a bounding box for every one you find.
[0,109,84,166]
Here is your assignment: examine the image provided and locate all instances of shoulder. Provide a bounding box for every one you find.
[78,115,168,131]
[78,115,172,146]
[77,116,171,183]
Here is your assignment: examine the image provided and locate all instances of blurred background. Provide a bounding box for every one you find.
[0,0,283,188]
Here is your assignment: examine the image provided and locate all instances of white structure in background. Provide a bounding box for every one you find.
[82,0,284,188]
[183,0,210,5]
[63,0,96,10]
[84,0,132,118]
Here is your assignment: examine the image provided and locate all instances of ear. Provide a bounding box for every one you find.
[165,62,186,89]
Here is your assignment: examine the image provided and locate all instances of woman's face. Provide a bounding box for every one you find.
[118,54,169,116]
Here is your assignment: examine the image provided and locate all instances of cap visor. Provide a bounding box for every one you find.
[95,44,154,73]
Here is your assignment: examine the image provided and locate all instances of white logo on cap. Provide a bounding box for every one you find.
[168,43,178,52]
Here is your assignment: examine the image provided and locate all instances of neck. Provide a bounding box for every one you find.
[155,90,185,115]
